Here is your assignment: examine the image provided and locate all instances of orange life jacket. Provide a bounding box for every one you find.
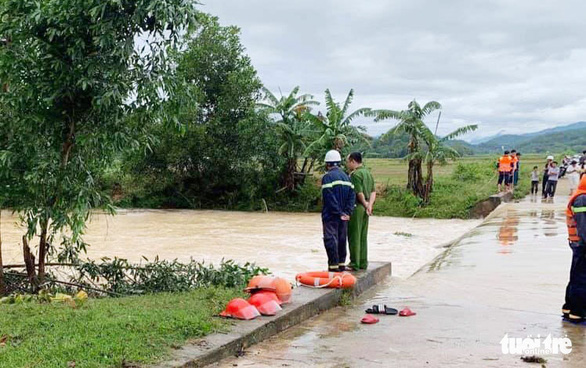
[498,156,513,173]
[511,156,519,171]
[566,176,586,242]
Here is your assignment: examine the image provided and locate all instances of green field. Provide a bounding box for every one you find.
[364,154,546,188]
[0,288,241,368]
[342,154,547,219]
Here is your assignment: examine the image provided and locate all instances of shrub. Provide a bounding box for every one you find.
[3,259,269,297]
[451,162,494,182]
[72,258,270,295]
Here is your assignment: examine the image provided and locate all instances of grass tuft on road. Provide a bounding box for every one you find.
[0,287,241,368]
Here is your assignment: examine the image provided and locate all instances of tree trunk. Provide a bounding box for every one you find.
[408,158,424,199]
[300,158,309,174]
[37,219,49,285]
[283,157,297,190]
[406,136,424,199]
[22,236,38,291]
[423,161,434,204]
[0,209,6,295]
[306,158,317,178]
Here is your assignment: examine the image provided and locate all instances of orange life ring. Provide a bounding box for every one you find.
[295,271,356,289]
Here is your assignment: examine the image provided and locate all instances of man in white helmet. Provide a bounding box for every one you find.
[321,150,355,271]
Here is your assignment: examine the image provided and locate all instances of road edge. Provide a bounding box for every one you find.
[154,262,392,368]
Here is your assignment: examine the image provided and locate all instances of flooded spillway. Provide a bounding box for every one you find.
[216,180,585,367]
[0,209,479,279]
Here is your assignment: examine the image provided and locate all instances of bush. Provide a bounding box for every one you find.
[72,258,269,295]
[268,180,321,212]
[451,162,494,182]
[3,259,269,297]
[374,184,421,217]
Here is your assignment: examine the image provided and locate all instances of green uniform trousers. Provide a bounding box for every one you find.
[348,204,369,270]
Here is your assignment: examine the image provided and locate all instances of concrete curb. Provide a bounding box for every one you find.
[469,191,514,219]
[154,262,392,368]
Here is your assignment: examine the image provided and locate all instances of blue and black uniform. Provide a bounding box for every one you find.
[321,166,355,271]
[565,193,586,318]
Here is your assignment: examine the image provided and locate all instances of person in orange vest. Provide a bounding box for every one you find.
[497,150,513,193]
[563,175,586,322]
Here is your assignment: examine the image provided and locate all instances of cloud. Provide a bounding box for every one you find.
[203,0,586,140]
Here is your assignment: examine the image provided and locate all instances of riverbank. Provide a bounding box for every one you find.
[111,157,537,219]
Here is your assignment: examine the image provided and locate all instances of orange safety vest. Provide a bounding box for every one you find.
[511,156,519,171]
[498,156,513,173]
[566,189,586,243]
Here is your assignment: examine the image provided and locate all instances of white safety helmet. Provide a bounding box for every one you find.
[546,155,554,161]
[324,150,342,163]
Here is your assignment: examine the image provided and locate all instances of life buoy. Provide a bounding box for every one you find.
[295,271,356,289]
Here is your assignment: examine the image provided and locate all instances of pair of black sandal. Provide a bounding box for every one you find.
[365,304,398,315]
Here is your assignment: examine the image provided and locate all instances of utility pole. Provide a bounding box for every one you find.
[434,111,442,135]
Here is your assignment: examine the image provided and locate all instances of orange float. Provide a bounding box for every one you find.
[295,271,356,289]
[245,275,292,304]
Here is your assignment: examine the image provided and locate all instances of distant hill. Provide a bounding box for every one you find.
[476,121,586,153]
[359,121,586,158]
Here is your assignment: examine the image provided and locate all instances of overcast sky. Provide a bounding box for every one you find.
[203,0,586,141]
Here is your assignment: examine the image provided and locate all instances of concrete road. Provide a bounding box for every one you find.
[218,181,585,367]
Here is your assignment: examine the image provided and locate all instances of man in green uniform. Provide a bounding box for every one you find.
[346,152,376,270]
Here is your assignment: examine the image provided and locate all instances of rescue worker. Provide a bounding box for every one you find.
[513,152,521,187]
[321,150,355,272]
[563,175,586,322]
[346,152,376,271]
[497,150,513,193]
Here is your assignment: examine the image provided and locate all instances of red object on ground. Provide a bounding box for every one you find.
[255,290,283,305]
[219,298,260,320]
[245,276,292,304]
[361,315,379,324]
[248,293,282,316]
[399,307,416,317]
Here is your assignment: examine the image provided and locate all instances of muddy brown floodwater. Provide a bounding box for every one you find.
[0,209,479,280]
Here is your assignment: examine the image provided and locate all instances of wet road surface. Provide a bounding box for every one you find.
[218,186,586,367]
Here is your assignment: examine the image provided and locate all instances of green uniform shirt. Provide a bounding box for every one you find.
[350,166,375,201]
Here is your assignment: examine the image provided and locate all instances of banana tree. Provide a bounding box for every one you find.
[420,124,478,203]
[304,89,371,169]
[258,86,319,189]
[370,100,441,199]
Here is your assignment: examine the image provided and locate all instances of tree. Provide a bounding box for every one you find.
[0,0,198,290]
[305,89,371,166]
[371,100,441,198]
[420,125,478,203]
[125,14,281,209]
[258,87,319,190]
[0,210,4,295]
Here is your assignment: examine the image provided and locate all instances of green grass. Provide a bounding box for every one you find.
[363,154,546,188]
[0,287,242,368]
[291,154,545,219]
[368,156,536,219]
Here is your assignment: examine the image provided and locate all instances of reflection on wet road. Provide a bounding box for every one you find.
[218,185,585,368]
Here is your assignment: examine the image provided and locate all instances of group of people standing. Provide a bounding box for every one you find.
[537,156,560,198]
[497,150,522,192]
[499,150,586,199]
[320,150,375,272]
